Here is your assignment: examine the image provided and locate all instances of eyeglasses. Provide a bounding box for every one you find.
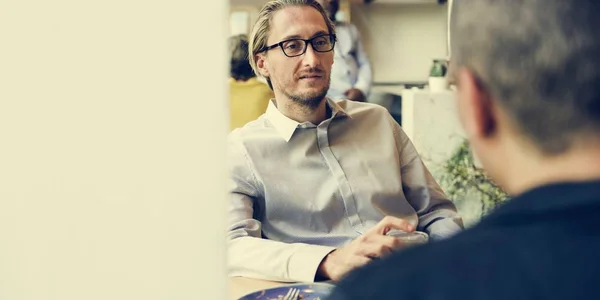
[258,34,336,57]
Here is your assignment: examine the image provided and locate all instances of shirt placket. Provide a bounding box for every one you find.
[316,119,365,234]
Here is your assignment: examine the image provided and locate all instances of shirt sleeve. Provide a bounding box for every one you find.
[388,117,464,240]
[227,132,336,282]
[349,24,373,97]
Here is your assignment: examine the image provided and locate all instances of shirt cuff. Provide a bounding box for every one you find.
[288,244,336,283]
[425,217,463,240]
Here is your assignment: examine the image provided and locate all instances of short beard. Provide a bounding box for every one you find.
[285,84,329,110]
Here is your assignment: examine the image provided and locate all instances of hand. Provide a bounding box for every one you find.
[316,216,414,282]
[344,88,366,102]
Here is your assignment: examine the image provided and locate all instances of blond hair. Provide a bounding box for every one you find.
[247,0,335,79]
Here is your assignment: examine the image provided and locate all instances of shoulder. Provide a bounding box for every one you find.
[227,118,276,176]
[331,99,397,133]
[334,99,390,117]
[228,116,270,147]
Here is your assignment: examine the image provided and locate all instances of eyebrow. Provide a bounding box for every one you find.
[279,30,329,42]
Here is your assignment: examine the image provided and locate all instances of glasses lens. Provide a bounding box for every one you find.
[281,39,305,56]
[312,35,334,52]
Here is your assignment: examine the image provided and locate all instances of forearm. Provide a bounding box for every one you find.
[423,216,464,240]
[407,170,463,239]
[393,120,463,239]
[228,236,335,283]
[416,192,463,239]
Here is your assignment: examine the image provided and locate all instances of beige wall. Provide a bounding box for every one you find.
[448,0,453,57]
[1,1,228,299]
[229,0,352,35]
[351,4,449,83]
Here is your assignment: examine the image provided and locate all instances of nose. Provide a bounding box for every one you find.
[301,43,320,67]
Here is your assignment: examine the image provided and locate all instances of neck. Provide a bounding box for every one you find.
[499,142,600,195]
[274,97,328,125]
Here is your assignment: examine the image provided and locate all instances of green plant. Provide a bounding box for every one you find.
[429,59,448,77]
[440,140,510,217]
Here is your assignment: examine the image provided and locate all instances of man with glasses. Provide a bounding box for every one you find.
[227,0,462,283]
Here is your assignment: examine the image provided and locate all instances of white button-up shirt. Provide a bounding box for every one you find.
[228,98,463,283]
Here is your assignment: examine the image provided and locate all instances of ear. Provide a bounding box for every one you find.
[456,67,496,140]
[255,53,270,78]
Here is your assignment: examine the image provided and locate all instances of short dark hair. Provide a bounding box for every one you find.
[229,34,255,81]
[451,0,600,154]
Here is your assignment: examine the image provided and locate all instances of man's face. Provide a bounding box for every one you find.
[255,6,334,108]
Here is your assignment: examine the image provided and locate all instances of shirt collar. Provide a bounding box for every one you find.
[265,97,350,142]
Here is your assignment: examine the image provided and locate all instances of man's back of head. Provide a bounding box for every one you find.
[451,0,600,195]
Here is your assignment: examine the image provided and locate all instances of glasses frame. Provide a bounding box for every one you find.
[257,34,337,57]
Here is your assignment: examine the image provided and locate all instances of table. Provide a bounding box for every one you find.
[229,277,287,300]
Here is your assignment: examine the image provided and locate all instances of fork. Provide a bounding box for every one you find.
[282,287,300,300]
